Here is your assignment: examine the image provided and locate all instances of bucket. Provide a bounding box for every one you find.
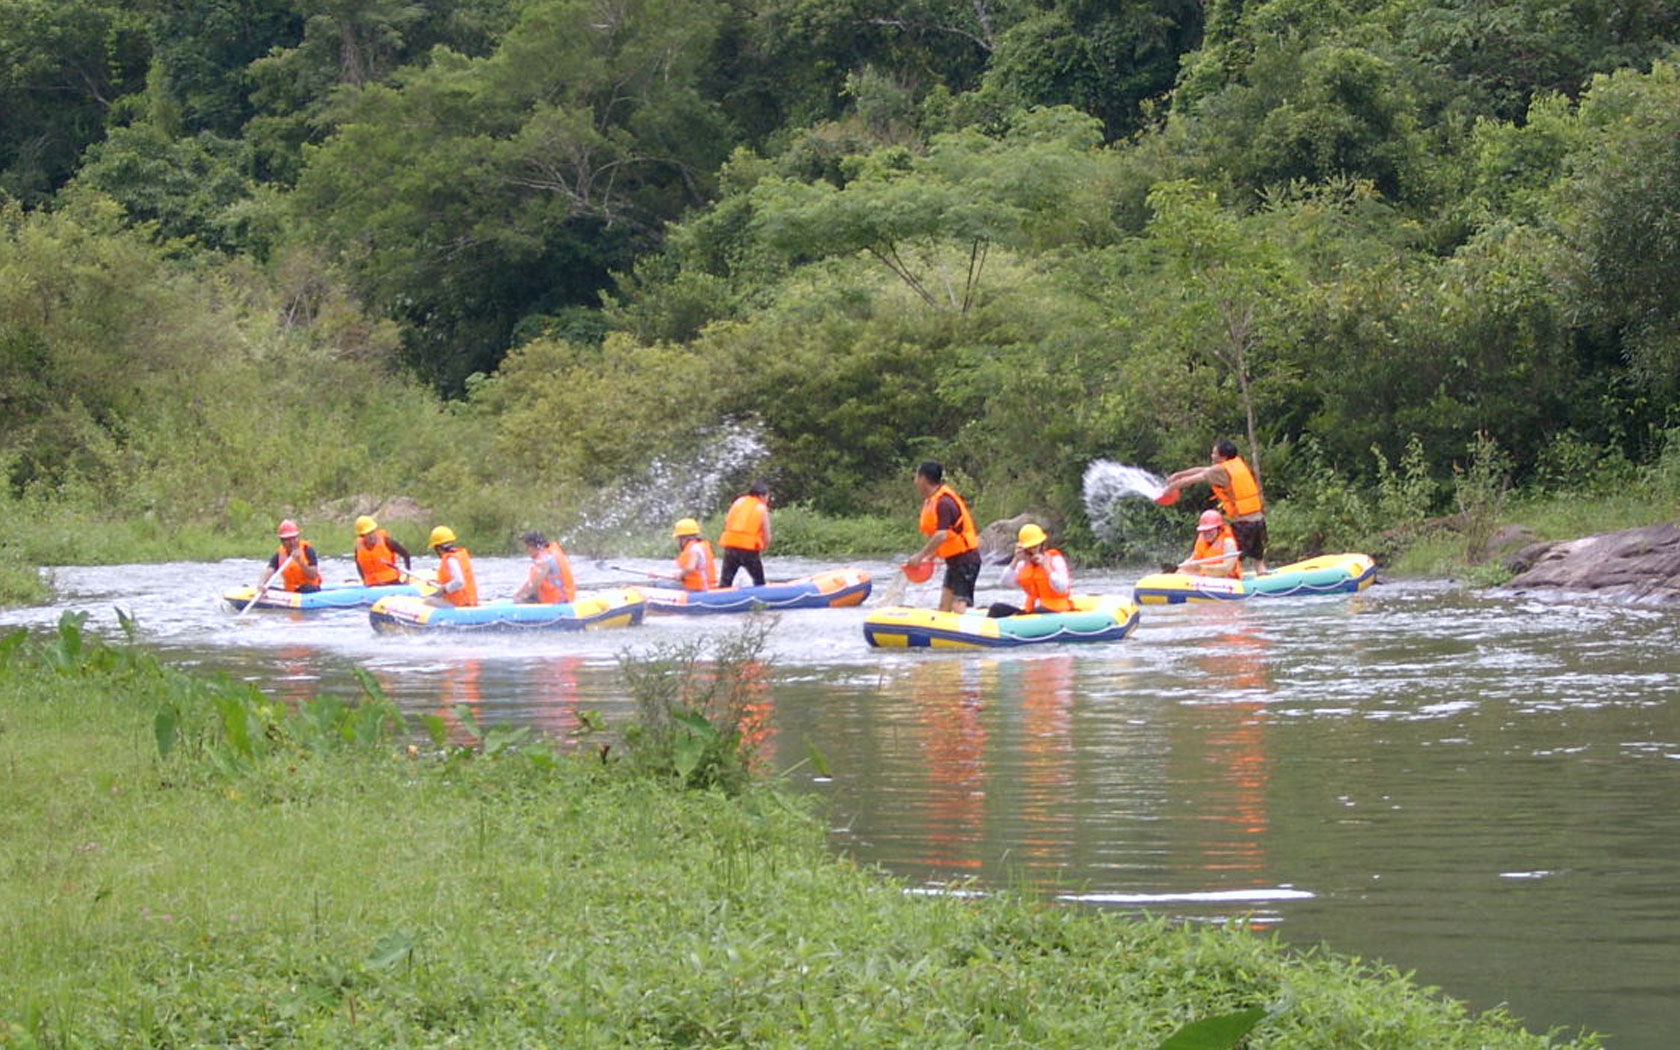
[901,561,935,584]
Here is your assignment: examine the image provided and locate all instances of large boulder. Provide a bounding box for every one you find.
[1501,521,1680,604]
[978,512,1063,564]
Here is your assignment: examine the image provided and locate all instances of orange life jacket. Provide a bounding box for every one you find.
[677,538,718,591]
[1017,549,1074,613]
[274,541,319,592]
[1212,455,1264,518]
[437,547,478,607]
[1192,527,1243,578]
[720,494,769,551]
[355,531,403,586]
[535,541,576,604]
[918,484,979,560]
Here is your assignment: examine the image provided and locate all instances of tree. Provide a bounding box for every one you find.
[1134,179,1305,482]
[1557,61,1680,401]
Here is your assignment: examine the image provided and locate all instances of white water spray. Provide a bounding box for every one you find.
[570,422,770,548]
[1081,459,1167,543]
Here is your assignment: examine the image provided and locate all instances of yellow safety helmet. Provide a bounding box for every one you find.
[1017,523,1048,549]
[428,525,458,549]
[672,517,702,539]
[355,515,378,536]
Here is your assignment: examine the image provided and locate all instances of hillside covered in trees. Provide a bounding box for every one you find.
[4,0,1679,561]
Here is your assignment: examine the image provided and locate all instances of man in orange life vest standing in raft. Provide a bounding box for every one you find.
[672,518,718,591]
[258,518,323,593]
[1161,438,1269,575]
[987,522,1074,618]
[425,525,478,608]
[1179,509,1242,578]
[718,482,772,588]
[352,515,412,587]
[907,460,983,613]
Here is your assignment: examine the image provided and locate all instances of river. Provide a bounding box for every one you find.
[6,554,1679,1049]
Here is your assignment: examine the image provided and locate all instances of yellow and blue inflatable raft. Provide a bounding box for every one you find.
[1132,553,1376,604]
[369,588,646,633]
[640,568,871,615]
[223,581,428,612]
[863,594,1141,649]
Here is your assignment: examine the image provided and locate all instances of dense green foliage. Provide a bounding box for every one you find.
[0,616,1602,1048]
[3,0,1679,575]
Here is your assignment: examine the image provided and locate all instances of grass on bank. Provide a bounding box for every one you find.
[0,617,1601,1049]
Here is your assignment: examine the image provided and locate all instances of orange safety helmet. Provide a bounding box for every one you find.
[1197,509,1224,531]
[277,519,300,539]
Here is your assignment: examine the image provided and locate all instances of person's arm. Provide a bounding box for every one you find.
[1046,553,1072,596]
[258,552,283,588]
[437,554,463,595]
[301,545,322,585]
[761,508,772,550]
[1164,464,1228,492]
[388,536,412,569]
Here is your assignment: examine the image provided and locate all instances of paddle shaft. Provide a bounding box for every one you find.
[240,554,294,614]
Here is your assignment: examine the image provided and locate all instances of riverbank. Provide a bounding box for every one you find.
[0,621,1599,1049]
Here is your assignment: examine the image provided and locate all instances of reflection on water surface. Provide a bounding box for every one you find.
[8,558,1680,1050]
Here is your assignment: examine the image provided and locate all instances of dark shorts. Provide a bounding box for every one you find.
[1231,517,1267,561]
[943,549,983,603]
[719,547,765,588]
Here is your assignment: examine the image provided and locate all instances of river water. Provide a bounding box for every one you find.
[7,555,1679,1049]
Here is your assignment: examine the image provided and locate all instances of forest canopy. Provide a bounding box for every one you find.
[3,0,1679,558]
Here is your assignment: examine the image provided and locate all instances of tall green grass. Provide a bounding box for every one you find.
[0,618,1601,1049]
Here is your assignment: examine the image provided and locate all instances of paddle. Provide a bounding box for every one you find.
[239,554,294,614]
[602,562,681,584]
[1160,552,1242,574]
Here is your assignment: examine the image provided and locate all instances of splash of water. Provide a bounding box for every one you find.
[569,421,770,549]
[1082,459,1166,543]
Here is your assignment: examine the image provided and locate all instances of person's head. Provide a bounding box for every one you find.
[355,516,378,544]
[748,481,769,500]
[521,530,547,554]
[915,460,943,496]
[1197,509,1224,535]
[672,518,702,545]
[1212,439,1239,462]
[428,525,458,551]
[1017,522,1048,552]
[277,519,301,548]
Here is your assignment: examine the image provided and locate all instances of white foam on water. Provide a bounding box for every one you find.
[1081,459,1167,542]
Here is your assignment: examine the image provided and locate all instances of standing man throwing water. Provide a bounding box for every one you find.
[908,461,982,613]
[718,482,772,587]
[1161,439,1268,575]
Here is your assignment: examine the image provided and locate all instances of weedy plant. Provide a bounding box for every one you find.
[616,616,775,793]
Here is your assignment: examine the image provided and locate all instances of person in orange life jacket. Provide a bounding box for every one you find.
[1161,438,1268,574]
[352,515,412,587]
[258,518,322,593]
[514,531,576,604]
[672,518,718,591]
[718,482,772,588]
[425,525,478,607]
[1179,509,1243,578]
[987,523,1074,618]
[907,460,983,613]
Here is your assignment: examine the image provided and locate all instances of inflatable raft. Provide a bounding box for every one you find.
[1132,553,1376,604]
[223,581,426,612]
[863,594,1141,649]
[368,588,646,633]
[640,568,872,615]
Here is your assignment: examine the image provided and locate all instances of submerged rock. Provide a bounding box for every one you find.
[1501,521,1680,604]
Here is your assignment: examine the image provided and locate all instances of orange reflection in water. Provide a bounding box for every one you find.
[1177,606,1274,892]
[884,657,995,873]
[1010,654,1076,867]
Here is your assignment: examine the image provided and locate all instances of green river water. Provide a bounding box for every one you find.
[8,555,1679,1049]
